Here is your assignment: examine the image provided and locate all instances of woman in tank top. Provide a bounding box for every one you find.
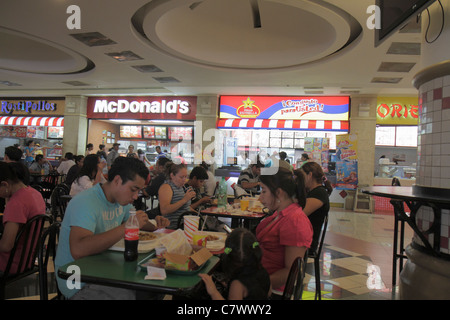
[158,163,196,229]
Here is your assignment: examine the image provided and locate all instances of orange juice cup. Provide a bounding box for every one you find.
[240,198,249,211]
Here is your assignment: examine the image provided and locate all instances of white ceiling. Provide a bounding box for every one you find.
[0,0,424,98]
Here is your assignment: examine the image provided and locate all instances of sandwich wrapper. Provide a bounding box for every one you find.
[144,229,212,279]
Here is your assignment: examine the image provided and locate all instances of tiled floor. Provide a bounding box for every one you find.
[4,206,412,300]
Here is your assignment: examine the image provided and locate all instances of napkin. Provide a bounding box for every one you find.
[145,266,166,280]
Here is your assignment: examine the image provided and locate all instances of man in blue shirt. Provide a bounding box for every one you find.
[55,157,169,299]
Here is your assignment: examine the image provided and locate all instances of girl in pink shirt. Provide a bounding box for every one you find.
[256,167,313,294]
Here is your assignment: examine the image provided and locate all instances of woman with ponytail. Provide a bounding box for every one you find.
[256,167,313,297]
[298,161,332,252]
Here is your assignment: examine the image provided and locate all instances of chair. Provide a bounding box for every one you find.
[282,256,306,300]
[38,222,62,300]
[0,214,52,300]
[50,183,71,221]
[307,214,328,300]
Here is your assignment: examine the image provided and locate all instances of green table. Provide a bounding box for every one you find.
[57,250,220,296]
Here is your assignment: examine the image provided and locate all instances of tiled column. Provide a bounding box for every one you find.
[399,1,450,299]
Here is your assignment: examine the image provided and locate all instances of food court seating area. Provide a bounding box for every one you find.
[3,206,408,300]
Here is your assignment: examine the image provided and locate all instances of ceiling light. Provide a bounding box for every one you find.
[105,51,143,62]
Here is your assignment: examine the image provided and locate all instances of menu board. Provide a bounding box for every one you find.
[252,130,269,147]
[119,125,142,138]
[47,127,64,139]
[143,126,167,139]
[168,127,193,141]
[27,126,46,139]
[0,126,27,138]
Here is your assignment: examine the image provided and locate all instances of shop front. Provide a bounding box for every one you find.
[373,96,419,211]
[86,96,197,167]
[215,95,350,194]
[0,98,65,160]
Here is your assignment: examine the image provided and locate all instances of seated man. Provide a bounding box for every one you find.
[184,166,211,211]
[28,154,53,184]
[55,157,170,300]
[237,160,264,195]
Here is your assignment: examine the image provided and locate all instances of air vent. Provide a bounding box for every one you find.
[62,81,90,86]
[340,90,360,94]
[105,51,142,62]
[132,65,164,73]
[70,32,116,47]
[378,62,415,72]
[153,77,180,83]
[304,91,323,95]
[387,42,420,55]
[304,86,324,90]
[371,77,402,84]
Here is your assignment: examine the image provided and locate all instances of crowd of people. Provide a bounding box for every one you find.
[0,140,331,301]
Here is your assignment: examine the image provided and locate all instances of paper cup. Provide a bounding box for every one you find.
[193,232,208,247]
[240,198,249,211]
[183,215,199,242]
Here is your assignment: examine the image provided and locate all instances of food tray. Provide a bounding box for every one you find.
[138,251,211,275]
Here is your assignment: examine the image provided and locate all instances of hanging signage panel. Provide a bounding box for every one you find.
[219,95,349,121]
[376,97,418,125]
[0,98,65,116]
[87,96,197,120]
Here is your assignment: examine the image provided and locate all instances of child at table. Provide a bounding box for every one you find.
[199,228,271,300]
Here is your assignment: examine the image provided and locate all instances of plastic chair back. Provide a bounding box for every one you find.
[282,256,305,300]
[0,214,52,299]
[309,214,328,259]
[38,222,61,300]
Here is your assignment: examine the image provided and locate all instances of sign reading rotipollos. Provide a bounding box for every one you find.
[87,96,197,120]
[1,99,61,115]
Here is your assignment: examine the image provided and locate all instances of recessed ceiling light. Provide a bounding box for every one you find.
[105,51,143,62]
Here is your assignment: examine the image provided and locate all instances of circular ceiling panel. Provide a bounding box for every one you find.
[133,0,361,70]
[0,27,94,75]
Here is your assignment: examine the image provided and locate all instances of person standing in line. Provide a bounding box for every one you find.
[23,140,35,166]
[97,144,107,160]
[85,143,94,156]
[106,143,120,170]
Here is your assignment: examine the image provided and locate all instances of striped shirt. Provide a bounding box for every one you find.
[164,180,191,229]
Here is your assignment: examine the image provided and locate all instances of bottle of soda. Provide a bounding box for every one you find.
[218,177,227,209]
[124,211,139,261]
